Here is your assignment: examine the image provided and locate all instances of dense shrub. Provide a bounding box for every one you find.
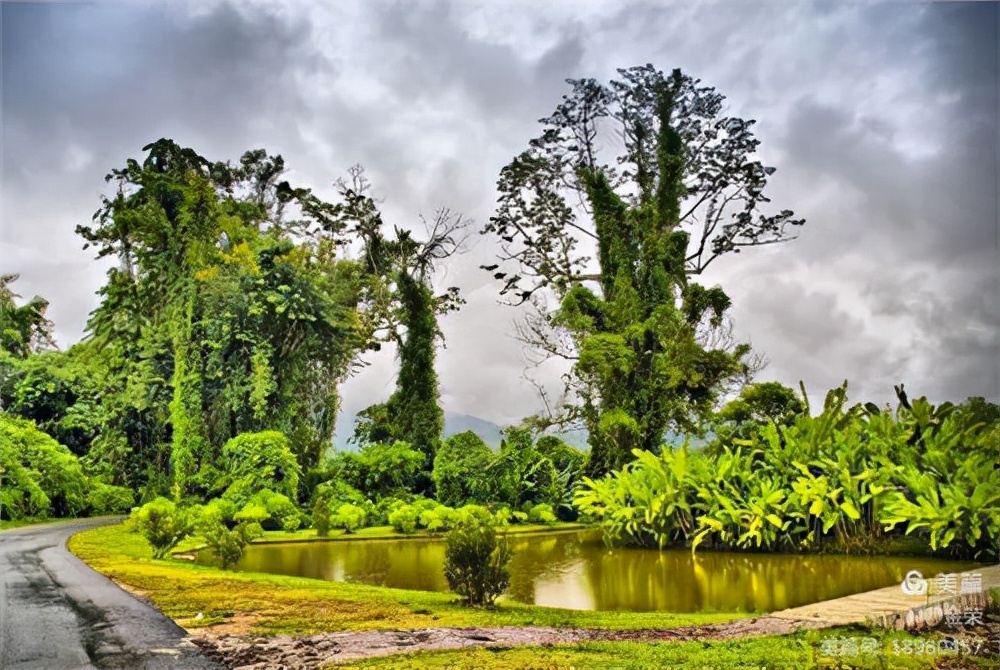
[330,503,367,533]
[443,507,512,607]
[311,480,374,536]
[534,435,586,476]
[220,431,301,504]
[0,415,89,519]
[128,497,194,558]
[527,502,557,525]
[328,441,425,500]
[87,483,135,515]
[238,489,304,531]
[197,498,264,569]
[432,431,494,507]
[576,384,1000,560]
[388,497,440,533]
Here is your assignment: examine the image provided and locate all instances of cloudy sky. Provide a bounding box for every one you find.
[2,0,997,428]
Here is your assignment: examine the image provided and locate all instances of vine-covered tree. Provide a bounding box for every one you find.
[483,66,804,476]
[77,140,368,497]
[334,167,466,474]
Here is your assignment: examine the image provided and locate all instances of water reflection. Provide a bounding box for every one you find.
[204,530,978,612]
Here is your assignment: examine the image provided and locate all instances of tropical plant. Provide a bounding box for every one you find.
[0,414,89,519]
[220,431,301,504]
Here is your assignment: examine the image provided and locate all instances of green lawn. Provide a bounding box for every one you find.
[329,632,1000,669]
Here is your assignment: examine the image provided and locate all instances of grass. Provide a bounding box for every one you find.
[328,627,1000,669]
[69,522,742,636]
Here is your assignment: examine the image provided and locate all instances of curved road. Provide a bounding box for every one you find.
[0,518,221,669]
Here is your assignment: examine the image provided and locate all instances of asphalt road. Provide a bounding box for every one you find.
[0,518,222,669]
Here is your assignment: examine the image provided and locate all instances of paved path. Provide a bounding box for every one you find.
[771,562,1000,627]
[0,518,221,669]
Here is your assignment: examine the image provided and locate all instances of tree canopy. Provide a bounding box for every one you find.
[482,65,804,476]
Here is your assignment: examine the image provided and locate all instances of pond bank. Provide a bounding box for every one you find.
[189,616,831,668]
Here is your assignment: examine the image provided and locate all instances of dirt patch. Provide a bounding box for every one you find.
[189,617,829,668]
[184,612,260,636]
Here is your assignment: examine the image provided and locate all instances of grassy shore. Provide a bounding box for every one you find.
[69,521,1000,669]
[68,522,743,635]
[329,632,1000,670]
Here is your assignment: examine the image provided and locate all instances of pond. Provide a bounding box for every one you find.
[200,529,979,612]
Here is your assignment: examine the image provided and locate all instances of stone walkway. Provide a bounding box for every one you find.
[771,563,1000,629]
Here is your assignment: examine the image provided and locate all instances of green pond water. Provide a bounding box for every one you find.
[204,529,978,612]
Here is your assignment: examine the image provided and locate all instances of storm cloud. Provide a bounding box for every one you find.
[2,0,996,428]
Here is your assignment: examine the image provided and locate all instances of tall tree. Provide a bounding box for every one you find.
[334,168,466,472]
[483,66,804,476]
[78,140,367,496]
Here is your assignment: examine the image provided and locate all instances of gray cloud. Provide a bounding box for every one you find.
[2,0,996,434]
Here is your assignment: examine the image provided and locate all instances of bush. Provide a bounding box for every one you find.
[0,414,88,518]
[443,509,512,607]
[432,431,494,507]
[328,441,425,501]
[331,503,367,533]
[87,483,135,515]
[197,499,264,569]
[128,497,193,558]
[239,489,303,531]
[388,501,420,533]
[221,431,301,504]
[527,502,557,525]
[387,497,432,532]
[311,481,374,536]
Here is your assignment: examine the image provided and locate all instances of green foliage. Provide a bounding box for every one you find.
[387,501,421,534]
[197,498,263,569]
[328,441,425,501]
[128,497,193,558]
[76,140,368,495]
[0,274,55,358]
[220,431,301,504]
[0,414,89,519]
[311,480,372,536]
[526,503,557,525]
[388,497,443,534]
[485,67,802,478]
[330,503,368,534]
[709,381,805,450]
[443,509,512,607]
[432,431,494,507]
[242,489,303,531]
[87,483,136,515]
[576,383,1000,560]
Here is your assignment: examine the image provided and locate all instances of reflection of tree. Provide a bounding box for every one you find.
[505,532,595,604]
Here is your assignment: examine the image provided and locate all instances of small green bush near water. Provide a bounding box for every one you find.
[127,497,194,559]
[443,506,512,607]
